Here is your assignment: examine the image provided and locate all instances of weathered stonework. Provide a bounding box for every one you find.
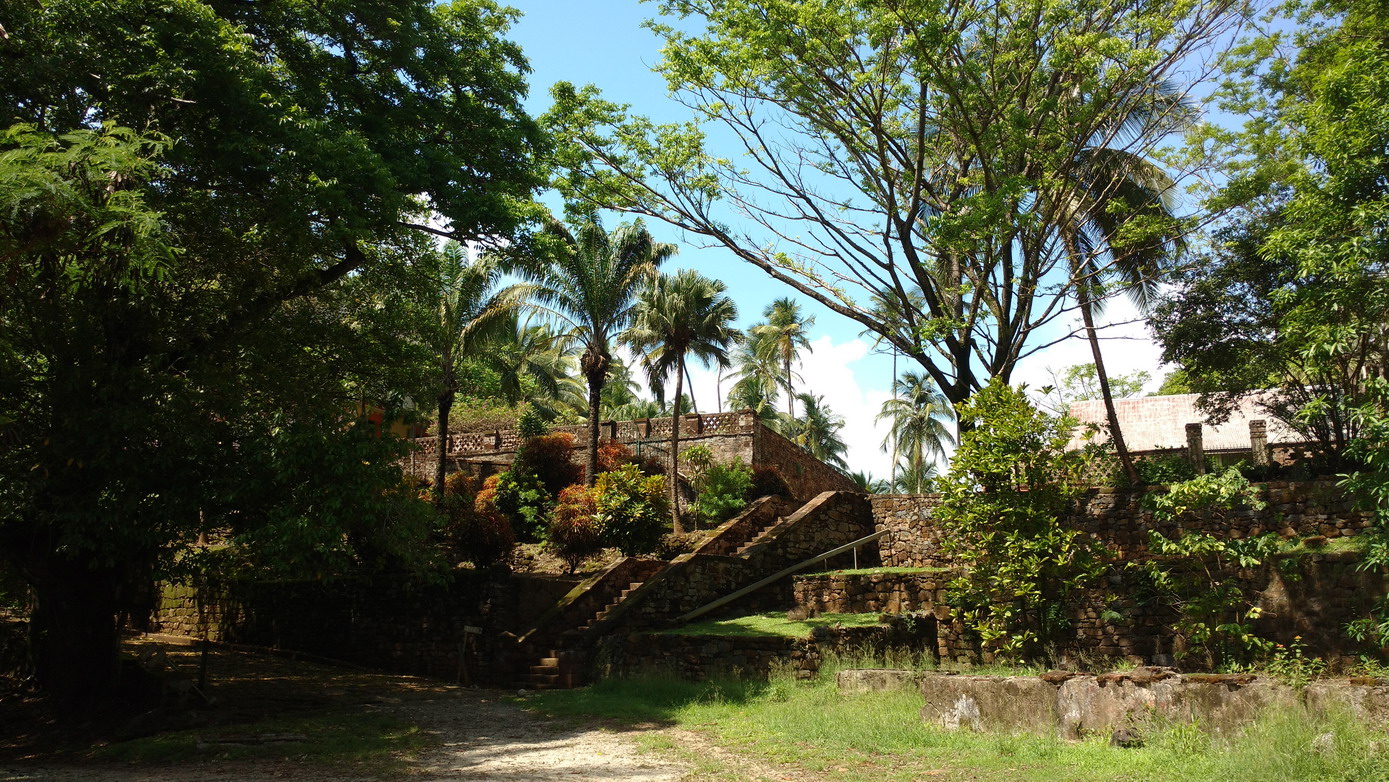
[792,571,948,615]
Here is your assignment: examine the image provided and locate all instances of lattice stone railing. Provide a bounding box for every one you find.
[414,409,759,457]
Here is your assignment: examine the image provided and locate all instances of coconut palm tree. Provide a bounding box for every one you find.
[876,371,954,492]
[623,269,741,530]
[522,218,674,485]
[849,471,890,494]
[891,460,939,494]
[1054,84,1193,484]
[429,242,527,504]
[781,392,848,472]
[750,298,814,418]
[487,314,573,408]
[726,331,785,419]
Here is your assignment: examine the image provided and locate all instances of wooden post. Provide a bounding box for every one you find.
[1249,419,1270,466]
[1185,423,1206,474]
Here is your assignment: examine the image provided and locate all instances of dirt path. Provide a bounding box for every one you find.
[1,639,693,782]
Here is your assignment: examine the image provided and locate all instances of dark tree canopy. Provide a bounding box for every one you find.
[0,0,545,705]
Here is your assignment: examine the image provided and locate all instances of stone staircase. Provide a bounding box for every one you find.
[507,496,802,690]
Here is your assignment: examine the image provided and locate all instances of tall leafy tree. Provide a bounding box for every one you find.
[750,298,815,418]
[544,0,1237,409]
[523,218,674,485]
[0,0,543,705]
[876,371,954,491]
[623,269,741,529]
[429,243,528,504]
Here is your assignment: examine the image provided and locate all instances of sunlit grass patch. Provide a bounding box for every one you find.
[658,611,884,638]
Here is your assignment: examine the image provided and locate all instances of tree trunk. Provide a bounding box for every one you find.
[29,559,122,711]
[1080,292,1139,485]
[670,359,685,533]
[434,357,455,506]
[784,353,795,418]
[585,371,604,487]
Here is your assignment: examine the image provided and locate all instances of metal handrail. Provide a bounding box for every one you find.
[674,528,888,624]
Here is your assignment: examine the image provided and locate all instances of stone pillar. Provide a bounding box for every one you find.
[1249,419,1270,466]
[1185,423,1206,474]
[493,430,503,449]
[686,413,704,434]
[604,420,617,440]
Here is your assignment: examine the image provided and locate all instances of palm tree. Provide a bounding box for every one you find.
[876,371,955,493]
[1054,85,1192,485]
[429,242,526,504]
[892,460,939,494]
[849,471,890,493]
[487,314,573,408]
[623,269,741,530]
[750,298,814,418]
[780,392,848,472]
[725,331,784,419]
[522,218,674,485]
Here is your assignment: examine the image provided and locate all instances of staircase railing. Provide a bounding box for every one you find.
[674,529,889,624]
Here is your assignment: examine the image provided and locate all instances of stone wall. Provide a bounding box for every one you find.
[597,622,930,681]
[752,425,860,500]
[792,571,949,615]
[914,669,1389,739]
[873,481,1373,568]
[153,571,579,683]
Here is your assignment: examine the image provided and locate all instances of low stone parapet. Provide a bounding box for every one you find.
[901,669,1389,739]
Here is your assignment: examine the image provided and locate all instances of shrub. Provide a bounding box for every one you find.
[491,468,552,543]
[516,432,584,496]
[516,407,549,439]
[1131,453,1199,485]
[935,379,1103,662]
[749,465,791,499]
[693,459,753,526]
[548,486,602,573]
[440,494,514,569]
[443,472,479,498]
[593,464,669,555]
[597,440,637,473]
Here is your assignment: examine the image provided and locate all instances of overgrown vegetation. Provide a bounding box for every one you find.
[935,380,1105,662]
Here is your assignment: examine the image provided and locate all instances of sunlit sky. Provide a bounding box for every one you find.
[507,0,1171,480]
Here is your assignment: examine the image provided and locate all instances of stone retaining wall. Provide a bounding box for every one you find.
[873,481,1374,568]
[596,622,929,681]
[910,668,1389,739]
[792,571,949,615]
[153,571,579,683]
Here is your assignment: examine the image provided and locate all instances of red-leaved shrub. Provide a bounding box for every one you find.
[516,433,584,496]
[597,440,637,473]
[547,485,602,573]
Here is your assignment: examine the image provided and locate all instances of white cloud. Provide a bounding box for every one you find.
[1013,298,1171,396]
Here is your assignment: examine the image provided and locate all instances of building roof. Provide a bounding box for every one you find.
[1066,393,1308,453]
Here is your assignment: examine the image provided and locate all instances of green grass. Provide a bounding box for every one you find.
[86,710,428,770]
[657,611,885,638]
[529,657,1389,782]
[1277,535,1368,555]
[798,566,953,578]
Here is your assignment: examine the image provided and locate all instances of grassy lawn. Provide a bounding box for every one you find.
[657,611,885,638]
[530,662,1389,782]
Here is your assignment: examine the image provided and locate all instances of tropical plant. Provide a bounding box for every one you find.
[877,371,954,491]
[779,393,848,472]
[891,460,939,494]
[623,269,741,530]
[849,471,890,494]
[692,459,754,527]
[593,464,669,555]
[486,314,574,410]
[726,329,784,419]
[548,485,602,573]
[750,298,814,418]
[429,243,528,504]
[522,218,674,485]
[935,379,1102,662]
[491,469,552,543]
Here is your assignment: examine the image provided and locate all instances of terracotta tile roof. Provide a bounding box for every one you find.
[1066,393,1309,453]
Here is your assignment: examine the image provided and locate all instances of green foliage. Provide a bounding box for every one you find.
[1131,454,1199,485]
[547,485,602,573]
[1052,364,1152,403]
[1141,469,1277,667]
[692,459,753,527]
[593,464,669,556]
[1144,467,1267,523]
[516,407,551,439]
[1339,379,1389,649]
[492,469,552,544]
[935,379,1103,661]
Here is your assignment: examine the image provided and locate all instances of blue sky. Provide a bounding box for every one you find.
[506,0,1170,480]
